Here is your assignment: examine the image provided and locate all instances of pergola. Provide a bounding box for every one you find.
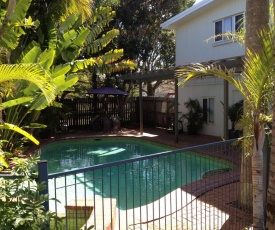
[121,68,180,141]
[120,56,244,142]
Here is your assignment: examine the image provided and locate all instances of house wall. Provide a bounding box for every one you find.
[174,0,245,137]
[178,77,243,137]
[175,0,245,65]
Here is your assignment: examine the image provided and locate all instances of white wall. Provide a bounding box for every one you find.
[178,76,243,137]
[175,0,245,66]
[174,0,245,137]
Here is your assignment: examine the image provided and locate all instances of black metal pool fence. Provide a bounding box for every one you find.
[38,139,254,230]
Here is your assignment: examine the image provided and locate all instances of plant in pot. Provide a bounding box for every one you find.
[228,100,243,138]
[181,98,203,135]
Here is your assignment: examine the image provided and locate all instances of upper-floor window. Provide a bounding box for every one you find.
[214,13,244,42]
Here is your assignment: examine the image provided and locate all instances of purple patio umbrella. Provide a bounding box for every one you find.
[86,86,128,95]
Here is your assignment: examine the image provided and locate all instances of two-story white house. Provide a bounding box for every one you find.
[160,0,246,137]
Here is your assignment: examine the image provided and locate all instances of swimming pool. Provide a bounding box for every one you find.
[39,138,173,174]
[38,137,232,211]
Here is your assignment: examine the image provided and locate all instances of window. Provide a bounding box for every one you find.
[203,98,214,123]
[235,14,244,32]
[209,98,214,123]
[214,13,244,42]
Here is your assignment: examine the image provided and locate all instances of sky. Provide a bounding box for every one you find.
[195,0,203,4]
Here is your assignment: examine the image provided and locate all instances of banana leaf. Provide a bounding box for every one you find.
[0,123,39,145]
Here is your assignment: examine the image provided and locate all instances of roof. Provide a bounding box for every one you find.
[161,0,227,30]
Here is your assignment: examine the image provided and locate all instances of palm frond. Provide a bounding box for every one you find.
[176,63,240,91]
[70,57,97,72]
[99,49,124,64]
[51,0,93,23]
[0,64,56,104]
[241,28,274,113]
[0,122,39,145]
[85,29,120,54]
[84,6,116,52]
[99,60,137,74]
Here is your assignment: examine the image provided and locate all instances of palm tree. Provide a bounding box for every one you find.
[176,26,274,229]
[176,0,270,228]
[243,1,269,228]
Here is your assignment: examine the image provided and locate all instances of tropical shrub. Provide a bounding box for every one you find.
[0,156,61,229]
[228,100,243,131]
[181,98,203,135]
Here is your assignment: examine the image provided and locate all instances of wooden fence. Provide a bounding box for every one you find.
[142,97,175,128]
[60,97,175,131]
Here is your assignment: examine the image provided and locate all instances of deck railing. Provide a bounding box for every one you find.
[41,139,253,230]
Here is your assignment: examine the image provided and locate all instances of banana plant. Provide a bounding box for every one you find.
[1,25,96,147]
[84,6,137,75]
[1,2,136,152]
[0,0,40,50]
[0,64,56,168]
[0,6,107,148]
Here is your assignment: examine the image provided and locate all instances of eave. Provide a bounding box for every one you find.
[161,0,227,30]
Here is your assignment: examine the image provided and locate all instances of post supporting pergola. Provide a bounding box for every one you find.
[120,56,243,142]
[139,81,144,135]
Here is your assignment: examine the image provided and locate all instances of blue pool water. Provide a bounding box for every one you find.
[38,137,232,211]
[39,138,172,174]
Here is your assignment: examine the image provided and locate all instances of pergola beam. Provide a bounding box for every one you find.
[120,56,244,141]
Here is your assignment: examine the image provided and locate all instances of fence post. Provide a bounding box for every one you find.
[37,160,49,212]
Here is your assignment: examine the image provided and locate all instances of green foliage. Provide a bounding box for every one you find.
[0,1,136,153]
[82,6,136,76]
[116,0,195,63]
[0,155,9,169]
[0,0,39,50]
[0,2,97,151]
[228,100,243,131]
[109,0,194,95]
[0,157,62,229]
[180,98,203,135]
[0,63,56,104]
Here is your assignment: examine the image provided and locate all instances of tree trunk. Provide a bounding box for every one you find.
[146,81,155,96]
[252,127,265,229]
[239,149,252,210]
[243,1,269,228]
[245,0,269,53]
[146,80,164,96]
[266,109,275,228]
